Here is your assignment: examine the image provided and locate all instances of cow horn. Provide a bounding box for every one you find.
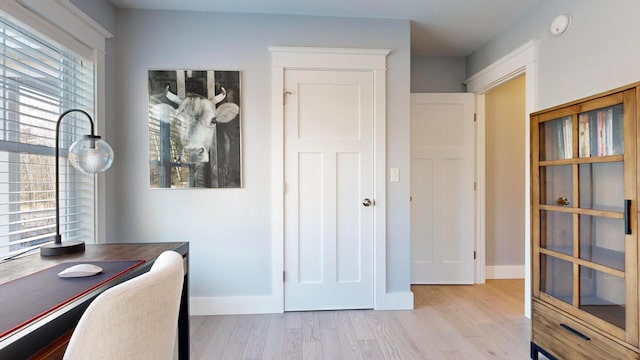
[213,87,227,104]
[166,86,183,104]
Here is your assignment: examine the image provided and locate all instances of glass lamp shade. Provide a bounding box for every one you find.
[68,135,114,174]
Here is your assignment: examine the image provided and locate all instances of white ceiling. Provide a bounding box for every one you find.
[108,0,538,57]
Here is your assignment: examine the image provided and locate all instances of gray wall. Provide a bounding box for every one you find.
[69,0,119,242]
[485,76,526,267]
[411,56,466,93]
[70,0,116,33]
[467,0,640,110]
[113,10,411,297]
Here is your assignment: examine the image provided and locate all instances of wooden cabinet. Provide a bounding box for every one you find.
[531,83,640,359]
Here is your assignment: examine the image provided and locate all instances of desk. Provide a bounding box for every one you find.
[0,242,189,360]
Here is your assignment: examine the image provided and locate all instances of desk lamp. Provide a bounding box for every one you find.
[40,109,113,256]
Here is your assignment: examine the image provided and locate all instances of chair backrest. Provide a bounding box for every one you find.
[63,250,184,360]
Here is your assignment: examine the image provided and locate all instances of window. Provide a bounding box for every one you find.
[0,12,96,259]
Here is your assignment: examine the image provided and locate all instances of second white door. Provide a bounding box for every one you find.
[284,69,374,311]
[411,93,475,284]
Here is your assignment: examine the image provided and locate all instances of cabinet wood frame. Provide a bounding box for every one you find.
[531,83,640,357]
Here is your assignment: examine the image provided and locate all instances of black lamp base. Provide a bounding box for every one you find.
[40,240,85,256]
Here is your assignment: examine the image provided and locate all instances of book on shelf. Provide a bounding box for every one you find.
[579,114,590,157]
[606,108,613,155]
[562,117,572,159]
[597,110,605,156]
[556,119,564,159]
[612,107,623,154]
[589,113,597,156]
[581,108,621,157]
[550,117,573,160]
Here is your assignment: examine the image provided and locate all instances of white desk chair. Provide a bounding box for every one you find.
[63,250,184,360]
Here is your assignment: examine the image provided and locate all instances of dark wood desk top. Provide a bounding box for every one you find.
[0,242,187,285]
[0,242,190,359]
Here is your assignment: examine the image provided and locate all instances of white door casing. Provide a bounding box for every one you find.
[410,93,475,284]
[284,69,374,310]
[270,47,390,312]
[465,39,537,317]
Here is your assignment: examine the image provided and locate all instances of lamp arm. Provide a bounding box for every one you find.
[54,109,96,245]
[56,109,96,136]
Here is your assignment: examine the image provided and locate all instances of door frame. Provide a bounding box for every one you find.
[270,47,390,311]
[465,39,538,317]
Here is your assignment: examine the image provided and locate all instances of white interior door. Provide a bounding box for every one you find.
[410,93,475,284]
[284,69,374,311]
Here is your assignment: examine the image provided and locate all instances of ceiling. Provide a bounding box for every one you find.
[108,0,538,57]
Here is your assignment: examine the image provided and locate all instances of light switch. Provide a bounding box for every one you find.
[390,168,400,182]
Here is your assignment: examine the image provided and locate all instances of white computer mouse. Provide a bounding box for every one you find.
[57,264,103,278]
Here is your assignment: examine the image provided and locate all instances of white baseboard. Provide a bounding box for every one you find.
[190,295,281,315]
[191,291,415,315]
[486,265,525,279]
[376,291,414,310]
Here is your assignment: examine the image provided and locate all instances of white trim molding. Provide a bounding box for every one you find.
[465,39,538,318]
[189,291,414,315]
[377,292,414,310]
[16,0,112,53]
[189,291,413,316]
[95,50,107,244]
[474,93,486,284]
[486,265,526,279]
[267,46,390,56]
[269,46,395,311]
[465,40,538,94]
[191,296,281,316]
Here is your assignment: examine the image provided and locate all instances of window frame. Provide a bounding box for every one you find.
[0,0,111,245]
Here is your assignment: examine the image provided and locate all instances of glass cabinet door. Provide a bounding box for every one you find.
[533,89,636,341]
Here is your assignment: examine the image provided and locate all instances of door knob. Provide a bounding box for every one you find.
[362,198,374,207]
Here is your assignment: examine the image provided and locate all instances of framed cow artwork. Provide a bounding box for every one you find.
[148,70,241,189]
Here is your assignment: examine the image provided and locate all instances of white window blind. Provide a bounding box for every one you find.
[0,11,96,260]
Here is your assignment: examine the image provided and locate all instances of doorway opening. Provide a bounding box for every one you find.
[467,39,538,317]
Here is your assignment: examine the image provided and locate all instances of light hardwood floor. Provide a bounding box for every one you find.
[190,280,533,359]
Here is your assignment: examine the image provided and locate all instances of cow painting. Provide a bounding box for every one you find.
[148,70,241,189]
[168,87,239,164]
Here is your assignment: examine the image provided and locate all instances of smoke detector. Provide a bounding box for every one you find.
[550,14,572,36]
